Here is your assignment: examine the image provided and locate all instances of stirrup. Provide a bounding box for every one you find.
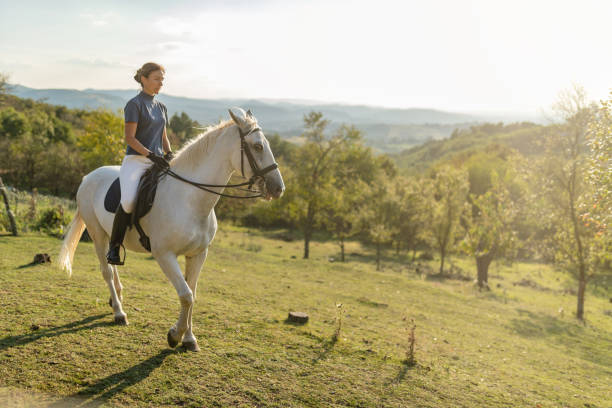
[107,244,126,265]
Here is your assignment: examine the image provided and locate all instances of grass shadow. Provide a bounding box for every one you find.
[424,270,472,282]
[378,360,419,406]
[472,289,516,304]
[311,335,338,364]
[509,309,612,368]
[16,261,46,269]
[0,314,112,352]
[386,360,417,386]
[510,309,583,337]
[48,349,176,408]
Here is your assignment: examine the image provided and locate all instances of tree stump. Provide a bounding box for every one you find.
[287,312,309,324]
[33,253,51,264]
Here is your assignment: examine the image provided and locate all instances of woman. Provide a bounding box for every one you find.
[106,62,174,265]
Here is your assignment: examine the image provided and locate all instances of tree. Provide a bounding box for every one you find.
[8,132,47,190]
[538,85,598,320]
[585,91,612,241]
[168,111,201,146]
[287,113,360,259]
[359,179,398,270]
[0,107,30,139]
[583,91,612,290]
[0,176,17,236]
[38,143,85,196]
[77,109,125,171]
[322,139,386,262]
[322,182,364,262]
[393,177,429,262]
[0,72,9,101]
[424,165,469,274]
[461,171,518,289]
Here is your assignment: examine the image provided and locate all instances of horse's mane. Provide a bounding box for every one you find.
[172,117,255,169]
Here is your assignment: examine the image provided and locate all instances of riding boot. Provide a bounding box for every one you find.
[106,205,131,265]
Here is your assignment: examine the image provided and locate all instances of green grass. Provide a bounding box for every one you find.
[0,227,610,407]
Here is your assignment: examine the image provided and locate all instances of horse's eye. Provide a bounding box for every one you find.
[254,143,263,152]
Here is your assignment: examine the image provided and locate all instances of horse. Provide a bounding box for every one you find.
[58,107,285,351]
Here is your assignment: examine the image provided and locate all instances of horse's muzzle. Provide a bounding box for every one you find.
[265,171,285,200]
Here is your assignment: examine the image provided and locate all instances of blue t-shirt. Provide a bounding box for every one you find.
[124,91,168,156]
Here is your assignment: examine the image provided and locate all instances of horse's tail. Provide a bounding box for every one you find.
[58,208,86,277]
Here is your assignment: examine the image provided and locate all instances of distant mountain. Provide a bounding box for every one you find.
[7,84,535,153]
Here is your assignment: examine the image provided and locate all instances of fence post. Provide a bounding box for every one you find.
[0,176,18,236]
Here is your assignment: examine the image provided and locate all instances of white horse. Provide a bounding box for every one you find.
[58,108,284,351]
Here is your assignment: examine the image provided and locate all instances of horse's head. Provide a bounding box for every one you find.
[228,107,285,200]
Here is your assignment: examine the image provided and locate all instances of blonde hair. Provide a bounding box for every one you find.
[134,62,165,86]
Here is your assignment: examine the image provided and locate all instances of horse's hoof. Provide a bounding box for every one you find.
[182,341,200,352]
[167,329,179,348]
[114,315,129,326]
[109,297,113,308]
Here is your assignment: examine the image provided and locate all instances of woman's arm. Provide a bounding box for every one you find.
[125,122,152,156]
[162,126,172,154]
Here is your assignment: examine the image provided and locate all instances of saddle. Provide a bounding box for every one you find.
[103,165,166,252]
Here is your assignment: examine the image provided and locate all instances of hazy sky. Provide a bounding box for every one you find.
[0,0,610,112]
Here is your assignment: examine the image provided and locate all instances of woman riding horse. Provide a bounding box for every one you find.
[106,62,174,265]
[59,77,284,350]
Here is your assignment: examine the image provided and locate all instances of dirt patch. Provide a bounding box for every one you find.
[0,386,86,408]
[357,297,389,308]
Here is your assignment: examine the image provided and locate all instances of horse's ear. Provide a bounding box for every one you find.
[246,109,253,118]
[228,107,248,128]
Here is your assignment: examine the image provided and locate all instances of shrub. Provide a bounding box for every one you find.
[418,251,434,261]
[35,206,71,237]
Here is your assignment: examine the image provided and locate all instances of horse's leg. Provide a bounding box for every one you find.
[155,251,193,348]
[86,218,127,324]
[91,232,128,325]
[181,249,208,352]
[108,266,123,307]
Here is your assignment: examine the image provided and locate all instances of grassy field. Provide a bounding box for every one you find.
[0,226,610,407]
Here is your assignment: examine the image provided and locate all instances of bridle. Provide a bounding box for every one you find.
[162,124,279,199]
[238,125,279,185]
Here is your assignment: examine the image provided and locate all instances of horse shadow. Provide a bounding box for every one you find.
[48,349,176,408]
[0,313,177,407]
[0,314,113,352]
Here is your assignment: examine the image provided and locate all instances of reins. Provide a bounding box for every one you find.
[159,124,279,199]
[162,167,263,199]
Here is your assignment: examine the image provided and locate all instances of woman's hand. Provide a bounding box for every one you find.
[147,152,170,170]
[163,151,175,162]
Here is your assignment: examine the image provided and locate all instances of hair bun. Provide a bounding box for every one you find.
[133,69,142,84]
[133,63,164,87]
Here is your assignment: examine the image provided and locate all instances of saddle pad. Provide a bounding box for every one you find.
[102,168,162,251]
[104,178,121,213]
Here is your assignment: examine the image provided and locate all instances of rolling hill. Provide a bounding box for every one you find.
[7,84,537,153]
[392,122,547,174]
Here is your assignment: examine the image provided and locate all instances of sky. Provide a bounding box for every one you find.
[0,0,610,113]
